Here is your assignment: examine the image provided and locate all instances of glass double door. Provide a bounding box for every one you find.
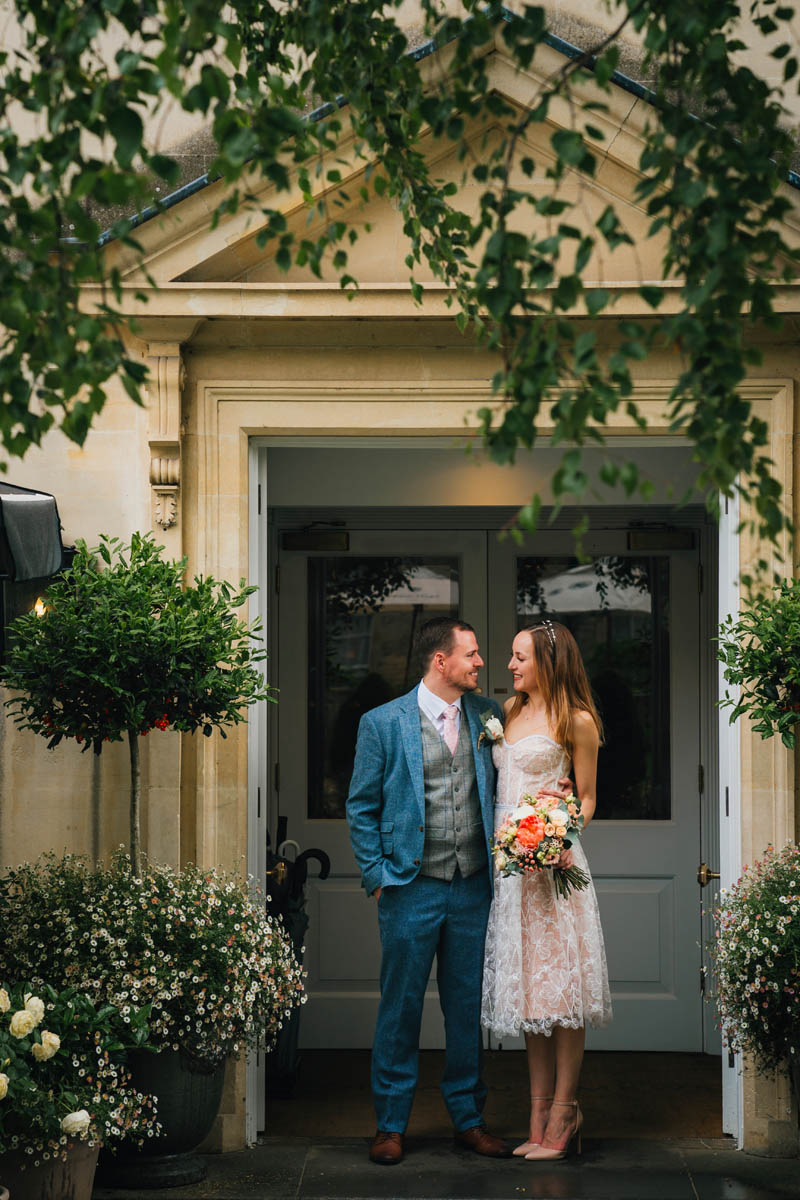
[275,526,703,1050]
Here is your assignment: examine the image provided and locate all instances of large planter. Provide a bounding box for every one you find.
[790,1048,800,1113]
[0,1140,99,1200]
[96,1048,226,1190]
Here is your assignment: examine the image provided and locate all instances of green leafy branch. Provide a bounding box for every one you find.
[1,1,799,546]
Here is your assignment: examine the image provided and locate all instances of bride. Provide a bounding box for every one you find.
[481,620,612,1161]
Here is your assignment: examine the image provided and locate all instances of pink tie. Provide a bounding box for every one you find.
[442,704,459,755]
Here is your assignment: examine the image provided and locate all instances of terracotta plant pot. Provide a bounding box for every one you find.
[0,1139,99,1200]
[96,1048,226,1189]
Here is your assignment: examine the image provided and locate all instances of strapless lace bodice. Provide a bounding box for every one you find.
[481,735,613,1039]
[493,734,570,824]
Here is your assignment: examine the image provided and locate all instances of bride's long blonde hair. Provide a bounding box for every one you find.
[507,621,603,757]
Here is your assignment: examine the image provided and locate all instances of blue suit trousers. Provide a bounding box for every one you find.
[371,866,491,1133]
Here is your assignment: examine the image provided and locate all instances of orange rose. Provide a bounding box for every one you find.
[516,816,545,849]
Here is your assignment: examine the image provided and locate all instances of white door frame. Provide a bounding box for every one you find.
[244,438,740,1141]
[245,443,270,1145]
[718,493,743,1144]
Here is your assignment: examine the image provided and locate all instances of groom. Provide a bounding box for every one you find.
[346,616,511,1165]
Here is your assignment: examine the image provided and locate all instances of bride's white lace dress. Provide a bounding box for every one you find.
[481,734,613,1038]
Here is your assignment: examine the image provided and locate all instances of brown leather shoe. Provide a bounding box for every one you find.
[369,1130,404,1165]
[454,1124,513,1158]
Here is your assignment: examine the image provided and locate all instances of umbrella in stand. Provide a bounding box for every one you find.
[266,827,330,1097]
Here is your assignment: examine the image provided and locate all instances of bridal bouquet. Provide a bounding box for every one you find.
[492,793,589,898]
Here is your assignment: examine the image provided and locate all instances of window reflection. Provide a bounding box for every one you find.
[517,556,670,820]
[308,558,459,819]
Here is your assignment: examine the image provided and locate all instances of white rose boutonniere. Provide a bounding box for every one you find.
[478,711,504,749]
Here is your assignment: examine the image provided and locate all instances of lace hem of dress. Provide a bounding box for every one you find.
[483,1014,612,1039]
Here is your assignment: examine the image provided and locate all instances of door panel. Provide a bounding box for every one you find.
[487,532,701,1050]
[276,524,704,1051]
[277,531,487,1048]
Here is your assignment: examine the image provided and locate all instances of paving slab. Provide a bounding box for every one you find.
[91,1137,799,1200]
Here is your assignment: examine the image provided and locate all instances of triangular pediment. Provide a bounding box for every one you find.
[100,34,739,292]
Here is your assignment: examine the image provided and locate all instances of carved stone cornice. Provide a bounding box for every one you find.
[144,323,201,532]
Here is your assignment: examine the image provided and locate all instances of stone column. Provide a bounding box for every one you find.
[738,384,798,1155]
[136,320,201,868]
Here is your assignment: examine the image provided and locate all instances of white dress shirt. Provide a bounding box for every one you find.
[417,679,462,742]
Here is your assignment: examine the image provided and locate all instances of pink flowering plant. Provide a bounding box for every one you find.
[0,981,158,1169]
[0,851,305,1070]
[711,843,800,1071]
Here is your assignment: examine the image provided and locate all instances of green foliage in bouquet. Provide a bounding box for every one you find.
[711,843,800,1072]
[718,580,800,749]
[0,981,158,1168]
[1,532,273,872]
[0,851,305,1070]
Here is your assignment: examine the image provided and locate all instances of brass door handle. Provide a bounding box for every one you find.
[697,862,721,887]
[267,861,288,886]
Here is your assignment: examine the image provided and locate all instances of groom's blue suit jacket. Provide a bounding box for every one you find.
[346,684,502,897]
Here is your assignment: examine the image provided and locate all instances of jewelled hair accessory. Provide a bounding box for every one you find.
[541,619,556,648]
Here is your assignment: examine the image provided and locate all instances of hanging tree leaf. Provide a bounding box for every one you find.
[0,1,798,545]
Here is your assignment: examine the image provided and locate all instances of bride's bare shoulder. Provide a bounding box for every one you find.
[570,708,599,747]
[502,696,516,716]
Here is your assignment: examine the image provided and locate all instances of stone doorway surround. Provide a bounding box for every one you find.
[52,17,800,1152]
[162,362,795,1154]
[80,27,800,1153]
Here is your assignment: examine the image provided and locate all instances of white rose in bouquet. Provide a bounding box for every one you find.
[0,989,9,1013]
[61,1109,91,1136]
[9,1009,36,1038]
[0,1073,8,1099]
[549,809,569,829]
[31,1030,61,1061]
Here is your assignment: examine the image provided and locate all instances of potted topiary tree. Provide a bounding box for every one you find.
[0,532,296,1186]
[1,531,272,874]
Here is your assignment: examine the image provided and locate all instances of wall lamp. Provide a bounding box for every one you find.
[0,482,70,660]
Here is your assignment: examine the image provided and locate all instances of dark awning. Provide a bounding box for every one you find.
[0,482,64,581]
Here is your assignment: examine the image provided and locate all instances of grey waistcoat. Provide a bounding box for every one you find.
[419,711,487,880]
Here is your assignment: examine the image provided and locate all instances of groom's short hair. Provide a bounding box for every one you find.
[415,616,476,671]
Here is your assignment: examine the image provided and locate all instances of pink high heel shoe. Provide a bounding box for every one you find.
[524,1099,583,1160]
[512,1095,552,1157]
